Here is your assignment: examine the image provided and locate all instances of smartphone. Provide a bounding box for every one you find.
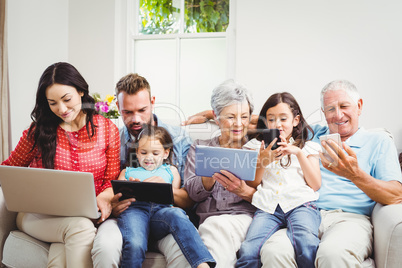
[319,133,342,162]
[262,129,281,150]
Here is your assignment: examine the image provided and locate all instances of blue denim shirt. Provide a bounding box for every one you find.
[120,114,192,185]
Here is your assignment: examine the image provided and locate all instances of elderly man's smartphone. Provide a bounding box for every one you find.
[319,133,342,162]
[263,129,281,150]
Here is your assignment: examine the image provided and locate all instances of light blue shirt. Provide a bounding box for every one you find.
[125,164,174,184]
[120,114,192,185]
[311,125,402,216]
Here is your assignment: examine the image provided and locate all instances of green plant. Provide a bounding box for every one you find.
[139,0,229,34]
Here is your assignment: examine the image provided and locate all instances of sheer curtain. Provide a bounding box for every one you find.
[0,0,11,162]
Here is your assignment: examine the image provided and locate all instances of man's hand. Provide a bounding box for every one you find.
[320,139,402,205]
[111,193,135,218]
[320,139,361,181]
[181,110,259,134]
[181,110,213,126]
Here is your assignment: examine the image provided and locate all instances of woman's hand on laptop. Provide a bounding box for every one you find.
[96,188,114,223]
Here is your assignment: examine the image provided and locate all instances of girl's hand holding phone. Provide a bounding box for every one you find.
[258,139,282,167]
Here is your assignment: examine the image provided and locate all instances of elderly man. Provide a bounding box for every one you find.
[92,73,194,267]
[265,80,402,267]
[186,80,402,267]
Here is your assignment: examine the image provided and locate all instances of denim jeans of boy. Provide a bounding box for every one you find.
[236,202,321,268]
[118,201,215,268]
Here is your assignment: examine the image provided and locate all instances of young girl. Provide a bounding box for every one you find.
[236,92,321,268]
[117,125,215,268]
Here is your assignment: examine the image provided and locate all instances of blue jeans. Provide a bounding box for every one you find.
[236,202,321,268]
[118,201,215,268]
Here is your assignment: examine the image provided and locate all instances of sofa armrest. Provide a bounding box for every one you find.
[372,202,402,268]
[0,187,18,265]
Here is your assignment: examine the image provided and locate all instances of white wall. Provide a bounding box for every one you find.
[7,0,402,150]
[68,0,115,97]
[235,0,402,149]
[7,0,115,148]
[8,0,69,148]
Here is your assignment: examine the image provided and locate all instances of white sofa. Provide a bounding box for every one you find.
[1,122,402,267]
[0,121,221,268]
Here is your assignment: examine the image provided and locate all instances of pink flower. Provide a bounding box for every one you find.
[92,93,120,119]
[95,102,102,112]
[99,102,110,113]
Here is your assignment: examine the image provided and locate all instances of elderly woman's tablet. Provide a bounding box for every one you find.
[195,145,258,181]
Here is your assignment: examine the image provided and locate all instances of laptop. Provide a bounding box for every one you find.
[195,145,258,181]
[112,180,173,205]
[0,166,101,219]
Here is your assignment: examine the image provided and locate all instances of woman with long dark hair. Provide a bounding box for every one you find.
[2,62,120,267]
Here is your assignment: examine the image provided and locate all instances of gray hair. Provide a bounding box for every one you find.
[211,79,254,117]
[320,80,361,109]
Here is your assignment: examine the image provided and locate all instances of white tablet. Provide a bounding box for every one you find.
[195,145,258,181]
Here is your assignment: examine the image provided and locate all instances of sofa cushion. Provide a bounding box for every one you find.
[2,230,166,268]
[0,187,17,265]
[372,203,402,268]
[142,252,167,268]
[362,257,375,268]
[2,230,49,268]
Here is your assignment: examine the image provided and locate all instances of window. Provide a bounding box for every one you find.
[116,0,235,124]
[139,0,229,34]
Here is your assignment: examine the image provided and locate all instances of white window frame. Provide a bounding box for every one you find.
[115,0,236,108]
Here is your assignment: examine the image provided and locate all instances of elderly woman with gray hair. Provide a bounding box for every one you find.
[183,79,257,267]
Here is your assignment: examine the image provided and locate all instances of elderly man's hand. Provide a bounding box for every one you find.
[320,139,361,181]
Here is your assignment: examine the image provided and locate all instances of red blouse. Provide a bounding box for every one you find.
[2,115,120,195]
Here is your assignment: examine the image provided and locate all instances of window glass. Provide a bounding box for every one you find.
[180,38,226,116]
[185,0,229,33]
[139,0,181,34]
[134,39,177,107]
[139,0,229,34]
[133,0,232,123]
